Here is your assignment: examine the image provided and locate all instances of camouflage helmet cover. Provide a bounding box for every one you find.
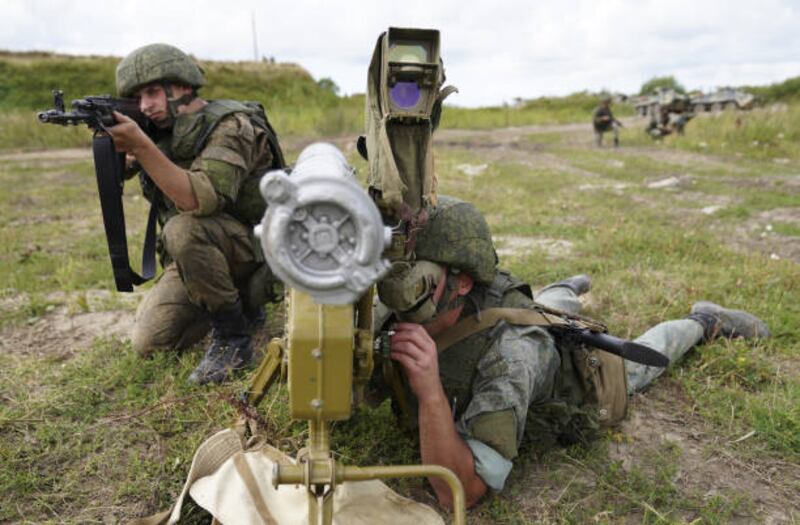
[414,195,497,284]
[116,43,206,97]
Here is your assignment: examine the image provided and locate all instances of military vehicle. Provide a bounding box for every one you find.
[691,88,755,113]
[633,87,692,117]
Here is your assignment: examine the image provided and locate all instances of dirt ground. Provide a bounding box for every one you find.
[2,124,797,524]
[434,120,800,266]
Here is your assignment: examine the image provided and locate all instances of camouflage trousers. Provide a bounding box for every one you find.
[131,213,261,355]
[533,285,704,394]
[595,122,620,147]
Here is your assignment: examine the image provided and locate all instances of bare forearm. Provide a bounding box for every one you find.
[418,388,487,508]
[131,140,198,211]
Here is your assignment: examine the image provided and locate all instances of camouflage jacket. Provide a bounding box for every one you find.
[415,272,615,491]
[150,101,277,227]
[592,105,616,131]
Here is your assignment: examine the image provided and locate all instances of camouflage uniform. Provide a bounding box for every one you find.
[376,195,767,494]
[377,188,704,490]
[131,107,275,354]
[442,280,704,491]
[592,104,620,147]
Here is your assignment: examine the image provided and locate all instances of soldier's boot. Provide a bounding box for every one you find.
[188,299,253,385]
[613,136,620,148]
[539,274,592,296]
[687,301,771,342]
[244,304,266,333]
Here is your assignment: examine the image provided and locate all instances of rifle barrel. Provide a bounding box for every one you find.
[570,328,670,367]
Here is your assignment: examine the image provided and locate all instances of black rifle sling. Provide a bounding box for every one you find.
[92,134,156,292]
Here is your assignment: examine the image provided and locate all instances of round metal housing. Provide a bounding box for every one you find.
[257,143,392,304]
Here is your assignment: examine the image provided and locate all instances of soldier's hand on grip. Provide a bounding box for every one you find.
[390,322,443,401]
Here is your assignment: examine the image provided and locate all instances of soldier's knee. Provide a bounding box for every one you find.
[132,307,179,356]
[131,324,158,356]
[162,214,204,262]
[132,323,191,356]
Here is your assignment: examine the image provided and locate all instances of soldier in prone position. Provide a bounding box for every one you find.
[373,197,771,509]
[357,27,769,510]
[108,44,284,385]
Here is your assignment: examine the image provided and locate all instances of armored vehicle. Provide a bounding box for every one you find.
[691,88,755,112]
[634,88,692,117]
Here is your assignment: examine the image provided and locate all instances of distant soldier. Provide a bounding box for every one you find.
[646,114,670,139]
[672,111,694,135]
[107,43,284,385]
[592,96,621,147]
[647,109,693,139]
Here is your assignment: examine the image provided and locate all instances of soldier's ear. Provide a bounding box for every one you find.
[456,272,473,296]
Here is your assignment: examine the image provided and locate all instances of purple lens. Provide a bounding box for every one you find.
[390,81,421,109]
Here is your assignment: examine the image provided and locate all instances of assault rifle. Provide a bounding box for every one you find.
[37,90,151,131]
[37,90,158,292]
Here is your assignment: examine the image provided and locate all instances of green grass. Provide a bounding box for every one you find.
[1,94,798,523]
[0,333,424,523]
[745,75,800,104]
[442,92,634,130]
[3,51,800,152]
[620,105,800,161]
[0,51,643,151]
[0,51,365,146]
[434,142,799,523]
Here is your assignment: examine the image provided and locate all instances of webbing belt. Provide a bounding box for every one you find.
[92,134,157,292]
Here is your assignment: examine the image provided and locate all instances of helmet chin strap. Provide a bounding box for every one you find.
[431,273,466,319]
[159,82,197,128]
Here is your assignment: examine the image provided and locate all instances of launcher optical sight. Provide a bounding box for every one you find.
[380,27,441,119]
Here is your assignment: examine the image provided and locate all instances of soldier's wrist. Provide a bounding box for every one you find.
[416,383,448,407]
[130,134,157,159]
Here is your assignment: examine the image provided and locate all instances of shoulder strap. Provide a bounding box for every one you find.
[93,134,156,292]
[242,100,286,169]
[194,100,286,169]
[434,306,606,353]
[192,100,245,156]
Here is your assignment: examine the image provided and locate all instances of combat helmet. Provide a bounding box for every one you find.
[413,195,497,284]
[116,43,205,97]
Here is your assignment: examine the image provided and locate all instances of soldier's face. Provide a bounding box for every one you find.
[136,84,169,124]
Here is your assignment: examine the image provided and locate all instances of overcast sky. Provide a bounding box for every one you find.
[3,0,799,107]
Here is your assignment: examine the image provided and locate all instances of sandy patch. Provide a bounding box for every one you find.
[719,174,800,193]
[578,181,631,192]
[494,235,574,259]
[612,384,800,523]
[0,290,142,359]
[755,207,800,225]
[456,163,489,177]
[1,307,135,359]
[702,205,725,215]
[0,148,92,163]
[717,207,800,264]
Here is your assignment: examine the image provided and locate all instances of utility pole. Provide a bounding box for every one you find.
[251,12,259,61]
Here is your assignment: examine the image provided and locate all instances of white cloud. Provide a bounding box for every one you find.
[1,0,798,106]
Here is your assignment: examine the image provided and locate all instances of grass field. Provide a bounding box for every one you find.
[1,106,798,524]
[621,106,800,162]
